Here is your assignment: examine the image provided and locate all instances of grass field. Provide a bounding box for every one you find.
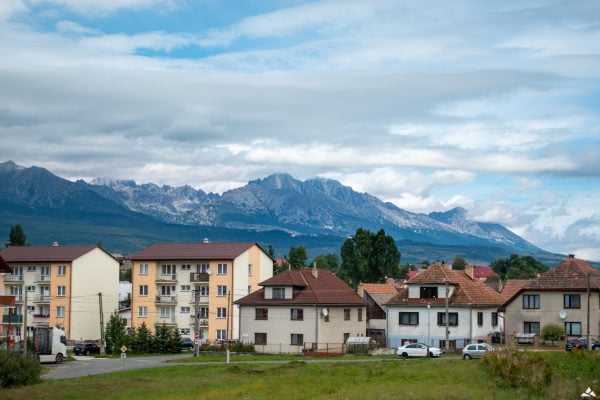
[2,352,599,399]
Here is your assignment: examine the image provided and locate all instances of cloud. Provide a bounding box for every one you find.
[32,0,180,16]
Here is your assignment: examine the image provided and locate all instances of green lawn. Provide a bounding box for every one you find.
[2,352,598,399]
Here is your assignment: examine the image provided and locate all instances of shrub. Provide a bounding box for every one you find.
[540,323,565,343]
[482,349,551,392]
[228,342,255,353]
[0,351,41,388]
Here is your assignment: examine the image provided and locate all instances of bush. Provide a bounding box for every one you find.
[482,349,551,392]
[540,323,565,343]
[228,342,255,353]
[0,351,41,388]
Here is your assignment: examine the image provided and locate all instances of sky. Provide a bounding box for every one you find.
[0,0,598,260]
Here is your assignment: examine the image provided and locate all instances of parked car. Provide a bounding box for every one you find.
[397,343,442,358]
[565,337,600,351]
[73,342,101,356]
[180,337,194,350]
[462,343,495,360]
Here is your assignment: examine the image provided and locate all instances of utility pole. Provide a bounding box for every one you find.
[98,292,105,355]
[587,273,591,348]
[23,290,28,356]
[193,285,200,357]
[445,280,449,353]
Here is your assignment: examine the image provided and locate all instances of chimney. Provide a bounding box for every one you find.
[568,254,575,259]
[311,262,318,279]
[52,241,59,247]
[464,264,474,280]
[203,238,209,244]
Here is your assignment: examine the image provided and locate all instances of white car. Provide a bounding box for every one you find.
[462,343,495,359]
[397,343,443,358]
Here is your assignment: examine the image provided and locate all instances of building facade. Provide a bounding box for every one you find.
[236,267,368,353]
[129,242,273,343]
[0,245,119,342]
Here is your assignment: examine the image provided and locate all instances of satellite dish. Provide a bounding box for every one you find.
[322,308,329,317]
[206,268,212,275]
[559,310,567,319]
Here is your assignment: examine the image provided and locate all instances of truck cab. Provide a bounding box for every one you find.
[33,327,67,363]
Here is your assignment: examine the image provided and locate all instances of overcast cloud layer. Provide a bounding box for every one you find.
[0,0,598,260]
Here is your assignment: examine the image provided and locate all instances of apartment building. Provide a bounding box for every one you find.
[129,242,273,343]
[0,245,119,342]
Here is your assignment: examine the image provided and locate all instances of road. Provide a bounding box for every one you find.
[43,354,407,380]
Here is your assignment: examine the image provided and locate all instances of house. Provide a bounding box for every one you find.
[235,267,368,353]
[129,242,273,343]
[357,282,399,346]
[472,266,498,282]
[385,263,506,350]
[500,255,600,342]
[0,245,119,341]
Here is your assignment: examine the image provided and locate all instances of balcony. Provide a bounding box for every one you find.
[2,314,23,323]
[4,275,23,283]
[155,274,177,282]
[32,314,50,325]
[190,315,209,326]
[155,295,178,304]
[155,316,177,326]
[11,295,24,303]
[33,294,51,303]
[190,272,209,282]
[35,275,51,283]
[188,295,209,304]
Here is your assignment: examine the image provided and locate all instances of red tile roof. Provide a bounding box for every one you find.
[386,263,506,307]
[0,245,98,262]
[500,279,533,300]
[0,255,11,273]
[129,242,261,261]
[236,268,367,306]
[474,266,497,280]
[359,283,399,295]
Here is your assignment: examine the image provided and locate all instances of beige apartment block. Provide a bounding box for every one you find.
[0,245,119,342]
[129,242,273,343]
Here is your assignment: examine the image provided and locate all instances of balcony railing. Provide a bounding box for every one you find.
[190,272,209,282]
[156,316,177,325]
[190,315,209,326]
[35,274,51,283]
[32,314,50,325]
[188,295,209,304]
[11,295,23,303]
[155,295,178,304]
[33,294,51,303]
[4,275,23,282]
[2,314,23,323]
[156,274,177,282]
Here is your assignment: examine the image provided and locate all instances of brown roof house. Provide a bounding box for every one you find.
[385,263,506,350]
[357,282,399,345]
[500,255,600,342]
[235,267,367,353]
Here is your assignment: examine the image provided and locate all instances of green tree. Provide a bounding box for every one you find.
[135,323,151,354]
[104,312,126,354]
[540,323,565,344]
[452,256,467,270]
[8,225,26,246]
[491,254,548,280]
[288,246,307,269]
[339,228,401,287]
[398,264,416,280]
[312,254,339,270]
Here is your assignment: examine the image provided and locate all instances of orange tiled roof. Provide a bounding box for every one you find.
[386,263,506,307]
[129,242,261,261]
[500,279,532,300]
[360,283,399,295]
[0,245,97,262]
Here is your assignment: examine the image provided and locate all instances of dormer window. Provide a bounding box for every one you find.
[420,286,438,299]
[272,287,285,299]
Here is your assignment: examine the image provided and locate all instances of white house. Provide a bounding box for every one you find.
[385,263,506,350]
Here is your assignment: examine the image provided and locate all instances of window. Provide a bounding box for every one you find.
[26,285,35,292]
[344,309,351,321]
[138,306,148,317]
[57,286,66,297]
[477,312,483,327]
[57,265,67,276]
[399,312,419,325]
[272,287,285,299]
[565,322,582,336]
[181,285,191,292]
[255,333,267,345]
[358,308,363,321]
[523,321,540,334]
[217,285,227,296]
[180,328,190,335]
[255,308,268,320]
[161,285,176,296]
[27,306,35,313]
[564,294,581,309]
[160,307,175,318]
[180,306,190,314]
[161,264,175,275]
[216,329,227,341]
[57,306,65,318]
[198,285,209,296]
[198,307,208,318]
[28,266,37,272]
[217,263,227,275]
[139,285,148,296]
[291,308,304,321]
[139,263,148,275]
[522,294,540,309]
[248,264,252,276]
[491,312,498,327]
[181,264,191,270]
[420,286,438,299]
[217,307,227,319]
[290,333,303,346]
[437,312,458,327]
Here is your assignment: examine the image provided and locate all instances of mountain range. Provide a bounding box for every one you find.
[0,160,564,264]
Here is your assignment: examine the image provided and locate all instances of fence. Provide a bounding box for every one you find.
[250,342,347,355]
